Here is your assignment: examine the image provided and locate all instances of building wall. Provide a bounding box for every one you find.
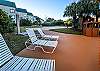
[0,5,35,24]
[16,11,27,20]
[0,5,16,23]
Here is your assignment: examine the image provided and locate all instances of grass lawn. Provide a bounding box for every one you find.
[50,28,82,35]
[1,26,40,55]
[15,25,40,33]
[15,26,32,33]
[3,33,28,55]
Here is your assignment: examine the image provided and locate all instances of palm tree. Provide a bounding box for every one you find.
[64,2,78,30]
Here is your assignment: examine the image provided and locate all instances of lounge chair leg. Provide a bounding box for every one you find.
[40,46,56,54]
[25,39,36,51]
[33,47,36,50]
[51,47,56,54]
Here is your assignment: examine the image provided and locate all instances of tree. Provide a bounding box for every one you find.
[42,17,55,26]
[63,2,79,30]
[43,17,64,26]
[33,16,43,26]
[0,9,15,34]
[20,19,32,26]
[64,18,73,27]
[46,18,54,22]
[76,0,98,29]
[77,0,98,18]
[54,19,64,26]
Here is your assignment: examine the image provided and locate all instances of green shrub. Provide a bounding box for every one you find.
[53,20,64,26]
[64,18,73,26]
[20,19,32,26]
[42,19,64,26]
[0,9,15,34]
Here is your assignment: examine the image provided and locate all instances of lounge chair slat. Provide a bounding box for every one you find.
[45,41,58,48]
[0,56,19,71]
[28,59,39,70]
[0,46,8,53]
[36,59,43,70]
[45,60,51,71]
[20,58,34,71]
[0,53,13,64]
[0,50,13,65]
[12,58,29,71]
[0,34,13,66]
[50,60,55,71]
[34,59,42,70]
[35,59,49,71]
[49,60,53,71]
[5,57,24,71]
[44,59,49,70]
[42,60,48,70]
[39,59,46,71]
[0,48,12,57]
[33,40,47,45]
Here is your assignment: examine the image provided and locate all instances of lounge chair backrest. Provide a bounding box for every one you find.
[26,28,37,42]
[0,34,13,67]
[36,28,45,36]
[33,30,41,37]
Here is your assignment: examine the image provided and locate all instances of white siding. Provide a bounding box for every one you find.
[0,5,16,23]
[16,11,27,20]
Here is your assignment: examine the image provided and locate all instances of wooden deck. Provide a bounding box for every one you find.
[17,31,100,71]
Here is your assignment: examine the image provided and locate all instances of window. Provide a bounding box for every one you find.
[11,15,15,19]
[10,9,15,13]
[20,17,23,19]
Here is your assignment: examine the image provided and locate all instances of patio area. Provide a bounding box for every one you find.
[17,31,100,71]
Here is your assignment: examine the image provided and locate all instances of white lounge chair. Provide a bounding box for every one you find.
[33,28,59,41]
[0,33,55,71]
[33,29,57,41]
[25,28,58,54]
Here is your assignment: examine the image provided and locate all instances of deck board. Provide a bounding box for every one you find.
[17,31,100,71]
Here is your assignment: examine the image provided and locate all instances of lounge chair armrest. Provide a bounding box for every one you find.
[39,37,57,41]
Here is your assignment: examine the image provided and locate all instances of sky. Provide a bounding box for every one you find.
[7,0,77,20]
